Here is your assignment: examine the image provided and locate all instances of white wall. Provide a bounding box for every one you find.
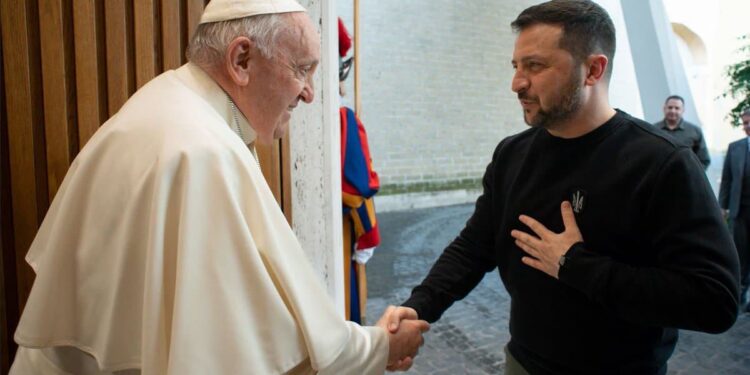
[596,0,645,118]
[661,0,750,152]
[290,0,345,316]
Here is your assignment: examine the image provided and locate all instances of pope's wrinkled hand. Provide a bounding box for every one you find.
[376,305,430,371]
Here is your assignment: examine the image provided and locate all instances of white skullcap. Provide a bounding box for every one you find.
[200,0,306,24]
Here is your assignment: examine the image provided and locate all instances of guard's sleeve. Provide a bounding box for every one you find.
[341,107,381,252]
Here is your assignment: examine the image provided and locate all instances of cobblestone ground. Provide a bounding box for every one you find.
[366,202,750,375]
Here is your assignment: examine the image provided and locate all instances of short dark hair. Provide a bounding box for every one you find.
[511,0,616,80]
[665,95,684,105]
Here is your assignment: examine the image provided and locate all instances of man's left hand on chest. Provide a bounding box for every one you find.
[510,201,584,279]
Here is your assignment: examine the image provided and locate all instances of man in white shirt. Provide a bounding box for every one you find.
[9,1,428,374]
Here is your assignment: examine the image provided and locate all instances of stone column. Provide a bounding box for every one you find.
[290,0,345,317]
[620,0,699,123]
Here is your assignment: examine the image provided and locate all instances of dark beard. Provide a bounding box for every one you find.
[522,71,583,129]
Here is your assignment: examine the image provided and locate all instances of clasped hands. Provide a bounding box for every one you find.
[510,201,583,279]
[376,306,430,371]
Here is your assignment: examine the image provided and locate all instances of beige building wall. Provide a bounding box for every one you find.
[338,0,540,198]
[663,0,750,153]
[336,0,646,210]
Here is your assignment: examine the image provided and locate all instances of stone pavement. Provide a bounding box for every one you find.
[365,203,750,375]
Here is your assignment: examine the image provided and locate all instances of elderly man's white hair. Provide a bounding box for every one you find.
[187,14,291,68]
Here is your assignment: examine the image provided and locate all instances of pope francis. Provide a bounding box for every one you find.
[9,0,428,374]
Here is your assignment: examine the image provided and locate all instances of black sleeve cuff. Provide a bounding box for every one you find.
[558,242,590,289]
[402,294,441,323]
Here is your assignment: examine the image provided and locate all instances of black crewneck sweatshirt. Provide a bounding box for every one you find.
[403,110,739,374]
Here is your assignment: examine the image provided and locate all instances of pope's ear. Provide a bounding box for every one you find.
[225,36,254,86]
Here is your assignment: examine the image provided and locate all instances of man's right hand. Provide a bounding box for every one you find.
[375,306,430,371]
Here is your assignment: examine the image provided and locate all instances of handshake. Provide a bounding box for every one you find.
[375,306,431,371]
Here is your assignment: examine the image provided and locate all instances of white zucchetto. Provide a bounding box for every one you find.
[200,0,306,24]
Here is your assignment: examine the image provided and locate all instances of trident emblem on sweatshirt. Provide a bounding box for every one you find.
[571,190,586,214]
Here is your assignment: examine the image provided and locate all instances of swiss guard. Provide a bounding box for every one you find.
[339,17,380,324]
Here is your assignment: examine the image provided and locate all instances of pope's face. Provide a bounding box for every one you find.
[242,13,320,144]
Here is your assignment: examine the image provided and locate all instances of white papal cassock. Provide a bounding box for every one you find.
[11,63,388,374]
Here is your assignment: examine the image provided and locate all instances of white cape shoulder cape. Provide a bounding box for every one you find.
[14,63,387,374]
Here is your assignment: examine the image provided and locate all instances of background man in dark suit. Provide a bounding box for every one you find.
[720,108,750,312]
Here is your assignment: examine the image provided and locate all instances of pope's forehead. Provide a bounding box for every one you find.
[285,13,315,35]
[282,14,319,48]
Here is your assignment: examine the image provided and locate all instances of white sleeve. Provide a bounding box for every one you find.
[317,324,389,375]
[353,247,376,264]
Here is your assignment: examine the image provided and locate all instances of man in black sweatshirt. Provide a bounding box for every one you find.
[387,1,740,374]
